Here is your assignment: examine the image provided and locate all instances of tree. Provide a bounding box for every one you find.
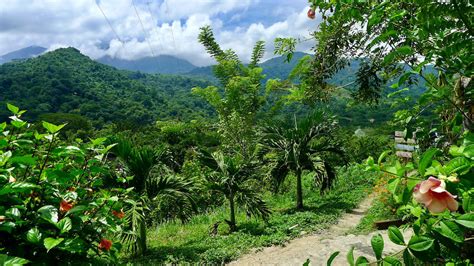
[261,111,345,210]
[110,136,197,255]
[200,150,270,232]
[192,26,266,158]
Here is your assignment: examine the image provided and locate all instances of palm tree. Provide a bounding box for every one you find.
[200,150,270,232]
[110,136,197,255]
[261,111,345,210]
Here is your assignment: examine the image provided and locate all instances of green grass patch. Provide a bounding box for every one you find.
[128,164,377,264]
[349,195,398,235]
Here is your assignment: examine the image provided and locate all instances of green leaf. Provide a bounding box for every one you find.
[445,157,471,175]
[371,233,384,260]
[418,148,438,176]
[347,246,355,266]
[434,221,464,243]
[463,144,474,159]
[10,155,37,166]
[0,182,38,196]
[455,213,474,229]
[303,259,310,266]
[377,150,391,164]
[66,205,87,215]
[355,256,369,265]
[6,207,20,219]
[326,251,340,266]
[383,257,401,266]
[3,256,29,266]
[7,103,19,115]
[42,121,66,134]
[395,46,413,55]
[462,191,474,212]
[11,120,27,128]
[44,237,64,252]
[56,217,72,234]
[26,228,42,244]
[38,205,59,224]
[407,235,434,251]
[388,226,405,245]
[402,249,414,266]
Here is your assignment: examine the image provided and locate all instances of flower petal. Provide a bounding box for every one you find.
[413,188,432,206]
[427,198,448,213]
[419,177,442,193]
[446,196,459,211]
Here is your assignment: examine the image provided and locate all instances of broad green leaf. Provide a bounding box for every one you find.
[56,217,72,234]
[7,103,19,115]
[44,237,64,252]
[303,259,310,266]
[355,256,369,265]
[388,226,405,245]
[418,148,438,176]
[383,257,401,266]
[377,150,391,164]
[395,46,413,55]
[445,157,471,175]
[38,205,58,224]
[326,251,340,266]
[462,144,474,159]
[455,213,474,229]
[371,233,384,260]
[66,205,87,215]
[3,256,29,266]
[26,228,42,244]
[91,137,107,146]
[0,151,12,167]
[407,235,434,251]
[11,120,27,128]
[6,207,20,219]
[347,246,355,266]
[42,121,66,134]
[10,155,37,166]
[0,182,37,196]
[434,221,464,243]
[402,250,414,266]
[0,122,6,131]
[462,191,474,212]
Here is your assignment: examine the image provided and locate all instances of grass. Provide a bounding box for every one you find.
[349,196,397,234]
[128,164,378,264]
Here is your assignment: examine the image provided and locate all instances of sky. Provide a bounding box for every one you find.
[0,0,321,66]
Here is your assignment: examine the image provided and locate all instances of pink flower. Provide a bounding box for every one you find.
[98,238,112,251]
[413,176,458,213]
[307,8,316,19]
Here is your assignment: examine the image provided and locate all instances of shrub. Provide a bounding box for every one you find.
[0,104,137,264]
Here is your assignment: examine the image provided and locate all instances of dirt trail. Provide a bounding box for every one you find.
[229,196,411,266]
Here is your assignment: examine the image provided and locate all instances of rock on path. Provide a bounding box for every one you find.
[229,196,411,266]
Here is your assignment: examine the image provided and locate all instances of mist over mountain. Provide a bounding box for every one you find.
[97,55,197,74]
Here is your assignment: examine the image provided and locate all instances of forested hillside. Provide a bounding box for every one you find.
[0,47,213,126]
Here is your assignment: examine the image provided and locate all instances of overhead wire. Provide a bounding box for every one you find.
[131,0,157,58]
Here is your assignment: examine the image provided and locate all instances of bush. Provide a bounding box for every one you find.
[0,104,138,264]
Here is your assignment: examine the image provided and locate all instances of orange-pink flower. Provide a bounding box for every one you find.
[59,200,73,213]
[98,238,112,251]
[112,209,125,219]
[413,176,458,213]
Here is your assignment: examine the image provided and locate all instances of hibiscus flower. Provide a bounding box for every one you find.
[98,238,112,251]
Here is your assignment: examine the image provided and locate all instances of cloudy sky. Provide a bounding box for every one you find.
[0,0,320,66]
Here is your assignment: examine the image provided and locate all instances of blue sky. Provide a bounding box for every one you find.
[0,0,319,66]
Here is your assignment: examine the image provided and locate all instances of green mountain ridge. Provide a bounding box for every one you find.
[0,47,214,126]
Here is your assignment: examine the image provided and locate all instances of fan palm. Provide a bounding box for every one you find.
[261,111,345,210]
[200,150,270,232]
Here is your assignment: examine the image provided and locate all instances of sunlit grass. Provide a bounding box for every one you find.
[129,164,379,264]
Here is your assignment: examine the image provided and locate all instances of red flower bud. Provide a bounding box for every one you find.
[98,238,112,251]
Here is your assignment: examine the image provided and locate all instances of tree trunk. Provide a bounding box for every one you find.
[229,194,237,232]
[138,218,147,255]
[296,169,304,210]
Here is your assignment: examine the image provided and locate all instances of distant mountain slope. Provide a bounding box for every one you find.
[0,46,47,64]
[0,47,213,126]
[97,55,197,74]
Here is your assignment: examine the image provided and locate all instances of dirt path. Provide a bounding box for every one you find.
[229,196,411,266]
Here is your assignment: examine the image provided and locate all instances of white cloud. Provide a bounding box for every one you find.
[0,0,319,66]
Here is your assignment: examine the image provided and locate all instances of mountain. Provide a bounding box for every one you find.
[0,47,214,126]
[0,46,47,64]
[184,52,311,81]
[97,55,197,74]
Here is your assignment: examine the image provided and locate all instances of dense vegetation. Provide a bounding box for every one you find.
[1,0,472,264]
